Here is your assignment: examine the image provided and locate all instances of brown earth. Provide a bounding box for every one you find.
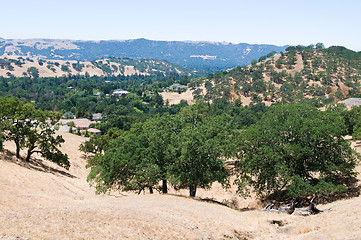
[160,89,196,105]
[1,132,361,239]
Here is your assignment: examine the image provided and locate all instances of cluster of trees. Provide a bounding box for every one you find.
[83,102,359,199]
[85,103,234,197]
[0,73,192,116]
[0,97,69,168]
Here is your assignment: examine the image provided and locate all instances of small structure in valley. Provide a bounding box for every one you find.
[88,128,102,136]
[340,98,361,107]
[93,92,101,97]
[169,83,187,91]
[59,118,96,130]
[92,113,103,121]
[112,89,130,98]
[58,118,101,136]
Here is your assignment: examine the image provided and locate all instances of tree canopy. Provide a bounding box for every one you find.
[0,97,69,169]
[168,104,233,197]
[86,103,235,197]
[235,103,359,198]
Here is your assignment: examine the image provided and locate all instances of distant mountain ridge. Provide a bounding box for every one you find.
[0,38,288,72]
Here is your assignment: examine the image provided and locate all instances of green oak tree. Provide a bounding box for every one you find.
[87,114,182,194]
[169,104,234,197]
[235,103,359,198]
[141,115,182,193]
[86,103,235,197]
[87,131,152,194]
[0,97,69,169]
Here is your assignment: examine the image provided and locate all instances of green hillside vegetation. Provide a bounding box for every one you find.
[201,45,361,107]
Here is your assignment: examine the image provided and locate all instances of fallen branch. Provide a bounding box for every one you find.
[264,197,321,216]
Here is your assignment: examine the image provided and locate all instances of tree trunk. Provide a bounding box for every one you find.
[162,179,168,194]
[25,146,36,162]
[189,184,197,197]
[25,150,31,162]
[15,140,20,159]
[149,186,153,194]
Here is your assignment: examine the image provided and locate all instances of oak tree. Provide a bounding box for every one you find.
[235,104,359,198]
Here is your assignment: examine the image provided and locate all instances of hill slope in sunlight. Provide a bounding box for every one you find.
[1,132,361,239]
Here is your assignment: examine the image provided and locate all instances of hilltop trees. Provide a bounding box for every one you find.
[0,97,69,169]
[27,67,39,78]
[204,44,361,107]
[235,104,359,198]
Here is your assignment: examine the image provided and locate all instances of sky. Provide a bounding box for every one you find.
[1,0,360,51]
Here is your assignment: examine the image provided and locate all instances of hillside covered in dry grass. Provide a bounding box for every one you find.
[0,55,192,78]
[1,132,361,240]
[200,46,361,106]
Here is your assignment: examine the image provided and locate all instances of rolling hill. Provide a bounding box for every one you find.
[0,55,193,78]
[200,45,361,106]
[0,38,287,72]
[1,131,361,239]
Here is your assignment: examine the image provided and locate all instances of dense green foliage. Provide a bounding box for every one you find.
[0,97,69,168]
[86,101,360,199]
[168,106,234,196]
[87,103,236,197]
[0,73,193,134]
[235,104,359,198]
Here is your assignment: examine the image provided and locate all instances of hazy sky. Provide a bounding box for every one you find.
[1,0,360,51]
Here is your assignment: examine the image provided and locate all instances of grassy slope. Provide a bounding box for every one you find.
[0,132,361,239]
[204,48,361,106]
[0,55,190,78]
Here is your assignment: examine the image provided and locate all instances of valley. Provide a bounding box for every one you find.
[1,43,361,240]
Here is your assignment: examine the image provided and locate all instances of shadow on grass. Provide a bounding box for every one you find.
[0,149,77,179]
[263,176,361,208]
[167,193,256,212]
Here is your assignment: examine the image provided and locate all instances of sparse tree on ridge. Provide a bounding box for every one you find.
[316,43,325,50]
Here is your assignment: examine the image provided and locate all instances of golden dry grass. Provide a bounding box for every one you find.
[0,55,150,78]
[160,88,196,105]
[1,132,361,239]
